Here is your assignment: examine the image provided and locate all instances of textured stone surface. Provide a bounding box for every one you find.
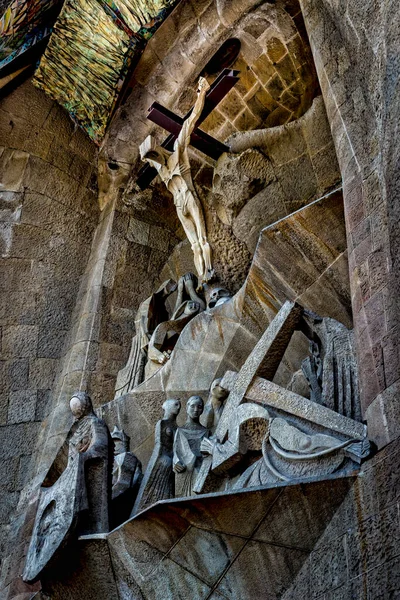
[99,275,279,470]
[300,0,400,441]
[99,0,335,297]
[0,78,99,564]
[0,0,399,597]
[250,189,352,327]
[281,437,400,600]
[225,372,366,440]
[220,96,340,243]
[24,394,111,584]
[38,475,354,600]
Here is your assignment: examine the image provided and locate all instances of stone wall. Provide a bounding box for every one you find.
[34,184,185,479]
[103,0,319,179]
[300,0,400,446]
[0,0,398,597]
[282,437,400,600]
[0,77,99,557]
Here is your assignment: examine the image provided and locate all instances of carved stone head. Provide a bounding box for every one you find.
[97,156,130,210]
[69,392,94,420]
[162,398,181,419]
[185,300,200,315]
[210,378,229,401]
[208,287,231,309]
[186,396,204,421]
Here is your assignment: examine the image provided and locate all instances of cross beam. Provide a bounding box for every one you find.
[147,103,228,158]
[136,68,239,190]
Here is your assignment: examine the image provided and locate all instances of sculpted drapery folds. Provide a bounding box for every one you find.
[114,279,177,397]
[146,272,205,374]
[132,398,181,516]
[23,393,112,583]
[173,396,210,498]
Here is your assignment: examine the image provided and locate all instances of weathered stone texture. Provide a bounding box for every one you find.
[281,437,400,600]
[300,0,400,442]
[0,77,99,561]
[0,0,398,597]
[34,186,185,489]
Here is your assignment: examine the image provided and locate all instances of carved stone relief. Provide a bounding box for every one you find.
[132,399,181,516]
[115,273,206,389]
[23,393,111,583]
[114,279,177,398]
[111,427,142,527]
[200,378,230,433]
[207,287,232,309]
[146,273,206,378]
[301,312,361,420]
[173,396,210,498]
[140,77,214,284]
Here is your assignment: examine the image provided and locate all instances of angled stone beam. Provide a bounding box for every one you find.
[222,371,366,440]
[216,300,303,437]
[194,301,302,492]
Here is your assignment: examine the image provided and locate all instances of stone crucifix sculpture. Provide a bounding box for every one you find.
[139,77,214,284]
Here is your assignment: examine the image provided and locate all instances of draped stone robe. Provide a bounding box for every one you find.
[173,423,209,497]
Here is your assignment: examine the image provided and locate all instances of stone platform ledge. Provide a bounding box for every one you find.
[42,473,357,600]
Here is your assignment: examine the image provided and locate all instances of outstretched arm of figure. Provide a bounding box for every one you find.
[178,77,210,148]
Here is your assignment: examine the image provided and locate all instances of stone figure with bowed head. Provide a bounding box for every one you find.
[173,396,210,497]
[111,427,142,527]
[23,392,112,583]
[174,272,206,312]
[131,398,181,516]
[146,273,205,376]
[201,378,230,433]
[139,76,214,284]
[114,278,177,397]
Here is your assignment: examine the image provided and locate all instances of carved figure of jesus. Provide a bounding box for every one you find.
[140,77,214,283]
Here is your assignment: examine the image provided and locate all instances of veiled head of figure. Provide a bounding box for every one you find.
[163,398,181,418]
[208,287,231,309]
[111,426,130,454]
[186,396,204,419]
[70,392,93,419]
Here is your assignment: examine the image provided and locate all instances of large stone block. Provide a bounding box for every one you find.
[8,390,37,424]
[0,149,29,193]
[2,325,38,359]
[250,190,352,326]
[38,476,354,600]
[0,422,41,460]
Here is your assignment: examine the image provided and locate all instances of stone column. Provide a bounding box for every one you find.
[300,0,400,447]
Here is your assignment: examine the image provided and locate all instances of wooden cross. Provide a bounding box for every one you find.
[136,68,239,190]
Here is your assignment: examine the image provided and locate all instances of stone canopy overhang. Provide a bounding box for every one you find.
[40,473,356,599]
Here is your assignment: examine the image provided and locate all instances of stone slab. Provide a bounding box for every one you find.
[222,371,366,440]
[39,475,355,600]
